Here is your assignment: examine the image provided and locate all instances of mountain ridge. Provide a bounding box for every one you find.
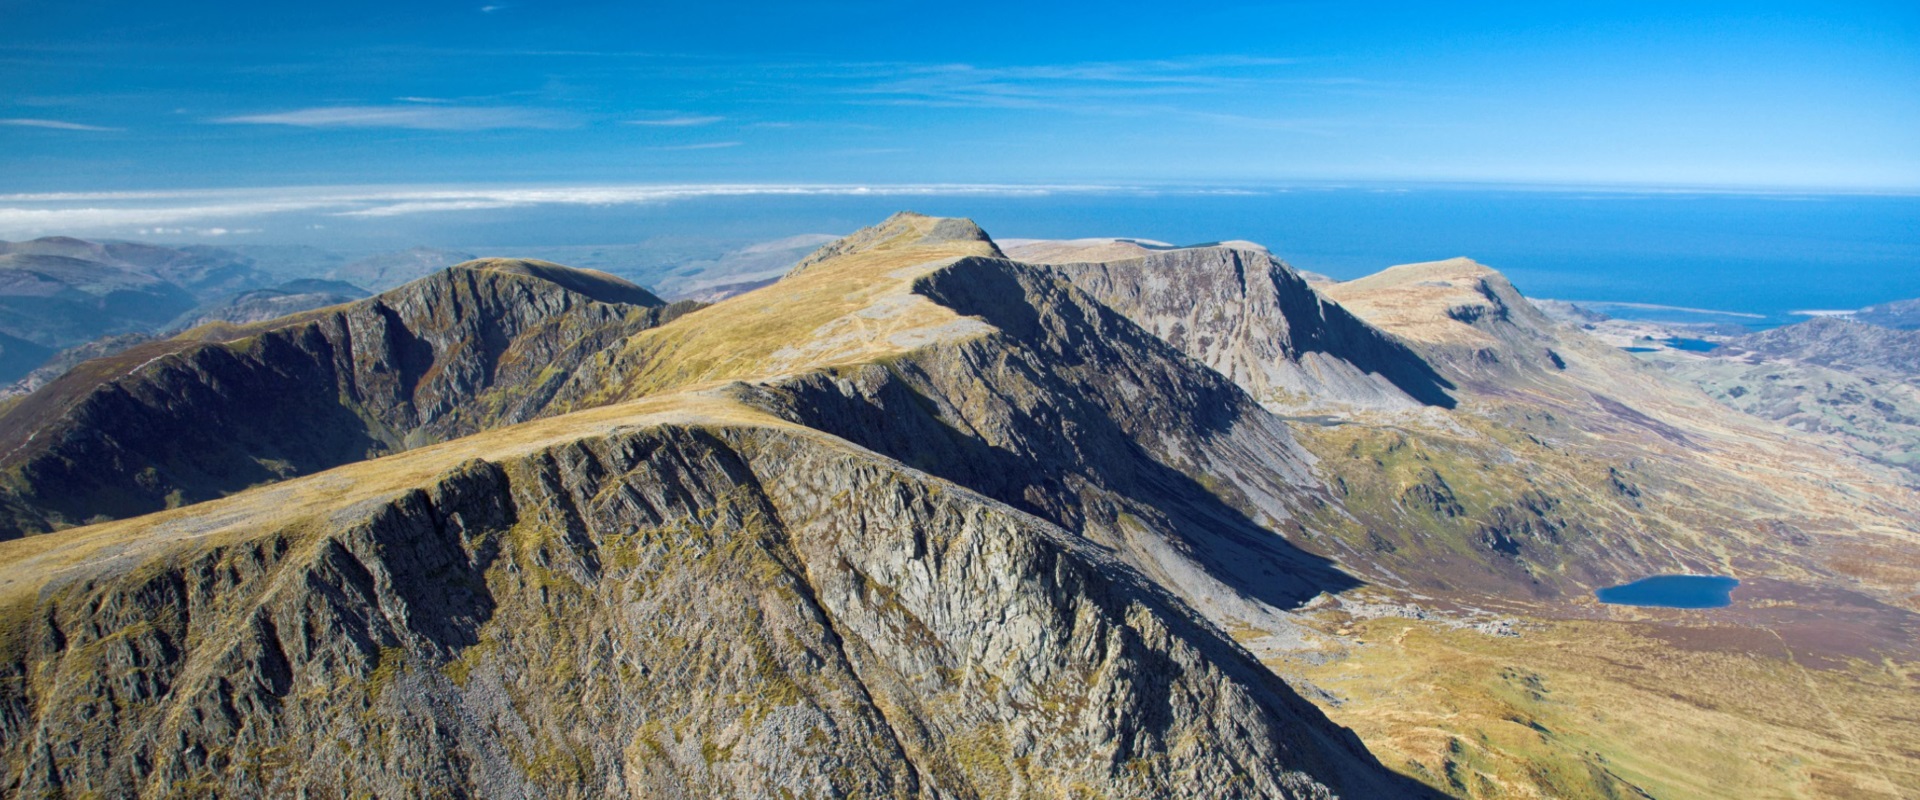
[0,214,1916,797]
[0,258,689,536]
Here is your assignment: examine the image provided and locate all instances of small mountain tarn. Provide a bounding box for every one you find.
[1595,574,1740,608]
[0,213,1915,797]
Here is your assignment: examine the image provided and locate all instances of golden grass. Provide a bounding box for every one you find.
[0,392,804,608]
[0,215,1007,610]
[1273,615,1920,799]
[577,212,1003,404]
[1322,258,1509,346]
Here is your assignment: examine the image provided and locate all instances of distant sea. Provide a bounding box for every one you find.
[123,186,1918,330]
[418,188,1915,329]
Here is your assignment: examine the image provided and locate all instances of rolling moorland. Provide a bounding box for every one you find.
[0,213,1914,798]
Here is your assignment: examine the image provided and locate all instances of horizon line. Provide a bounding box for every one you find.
[4,177,1919,203]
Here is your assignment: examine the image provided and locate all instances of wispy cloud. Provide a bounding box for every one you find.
[653,141,740,150]
[841,55,1309,111]
[0,118,119,131]
[215,105,571,130]
[136,226,260,237]
[0,183,1129,235]
[624,115,724,127]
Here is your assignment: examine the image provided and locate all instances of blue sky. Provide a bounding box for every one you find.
[2,0,1916,196]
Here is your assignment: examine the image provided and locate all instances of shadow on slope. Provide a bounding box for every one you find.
[758,256,1364,612]
[0,259,694,538]
[1049,247,1456,411]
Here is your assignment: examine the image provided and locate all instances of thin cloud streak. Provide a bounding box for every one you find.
[652,141,741,150]
[0,183,1130,234]
[625,115,725,126]
[0,118,120,131]
[215,105,573,130]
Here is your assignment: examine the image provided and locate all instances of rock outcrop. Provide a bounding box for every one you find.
[0,400,1426,799]
[1045,246,1455,412]
[4,212,1914,799]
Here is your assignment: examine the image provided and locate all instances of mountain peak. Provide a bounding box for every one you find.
[1324,257,1549,348]
[787,211,1002,276]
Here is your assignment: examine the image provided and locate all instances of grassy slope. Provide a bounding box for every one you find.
[1274,257,1920,797]
[1268,611,1919,799]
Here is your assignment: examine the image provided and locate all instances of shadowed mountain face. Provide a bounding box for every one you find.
[1046,246,1456,412]
[0,213,1437,798]
[0,259,693,536]
[0,213,1915,798]
[753,254,1362,616]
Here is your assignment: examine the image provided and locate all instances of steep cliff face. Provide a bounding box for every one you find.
[7,212,1914,798]
[1046,246,1455,413]
[0,259,693,537]
[541,214,1357,627]
[750,255,1360,625]
[0,402,1425,798]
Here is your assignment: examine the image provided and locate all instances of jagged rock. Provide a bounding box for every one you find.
[1046,246,1455,413]
[0,408,1427,798]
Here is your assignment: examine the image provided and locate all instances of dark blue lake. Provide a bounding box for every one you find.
[1663,337,1720,352]
[1596,575,1740,608]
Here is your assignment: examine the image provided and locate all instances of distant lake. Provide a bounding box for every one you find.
[1663,337,1720,352]
[1596,575,1740,608]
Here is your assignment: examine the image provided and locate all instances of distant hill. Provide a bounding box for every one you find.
[1724,315,1920,374]
[0,236,269,297]
[1855,296,1920,330]
[0,259,691,536]
[0,251,201,349]
[513,234,839,300]
[169,279,371,330]
[0,237,293,381]
[1,332,153,399]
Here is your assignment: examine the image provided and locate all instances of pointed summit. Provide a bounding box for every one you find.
[787,211,1002,276]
